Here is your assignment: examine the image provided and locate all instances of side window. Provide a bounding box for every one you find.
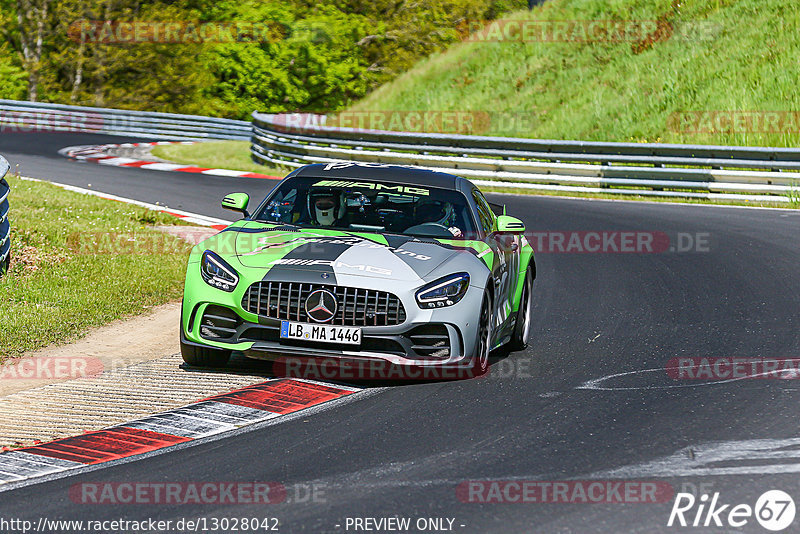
[261,189,298,223]
[472,189,494,236]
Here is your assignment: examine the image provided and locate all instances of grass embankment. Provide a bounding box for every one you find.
[0,176,192,362]
[352,0,800,147]
[151,141,289,177]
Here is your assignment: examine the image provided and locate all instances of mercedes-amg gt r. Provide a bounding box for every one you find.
[180,162,535,377]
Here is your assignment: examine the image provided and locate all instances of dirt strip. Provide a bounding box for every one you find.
[0,302,183,397]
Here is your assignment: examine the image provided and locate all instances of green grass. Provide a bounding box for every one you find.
[0,176,193,362]
[788,181,800,208]
[349,0,800,148]
[151,141,290,176]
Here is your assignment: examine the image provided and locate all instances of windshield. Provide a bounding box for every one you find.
[254,176,478,239]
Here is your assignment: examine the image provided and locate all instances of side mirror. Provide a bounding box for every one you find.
[496,215,525,234]
[221,193,250,217]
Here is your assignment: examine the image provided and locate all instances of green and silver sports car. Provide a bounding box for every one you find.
[180,162,535,377]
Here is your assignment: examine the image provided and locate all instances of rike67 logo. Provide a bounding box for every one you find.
[668,490,795,531]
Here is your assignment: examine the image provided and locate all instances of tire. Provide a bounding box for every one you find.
[508,268,533,352]
[471,292,492,376]
[180,340,231,367]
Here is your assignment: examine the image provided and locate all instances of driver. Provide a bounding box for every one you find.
[415,200,462,237]
[416,200,446,224]
[308,189,347,227]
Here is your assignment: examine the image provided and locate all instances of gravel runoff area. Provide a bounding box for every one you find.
[0,302,274,447]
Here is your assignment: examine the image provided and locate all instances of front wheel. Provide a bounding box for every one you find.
[471,292,492,376]
[180,340,231,368]
[509,268,533,351]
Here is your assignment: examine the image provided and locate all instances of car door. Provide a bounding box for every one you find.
[472,189,518,339]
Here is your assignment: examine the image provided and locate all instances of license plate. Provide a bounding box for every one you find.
[280,321,361,346]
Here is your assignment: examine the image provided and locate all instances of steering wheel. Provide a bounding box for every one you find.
[378,208,405,219]
[404,222,452,237]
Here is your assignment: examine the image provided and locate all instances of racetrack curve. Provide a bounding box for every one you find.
[1,132,799,533]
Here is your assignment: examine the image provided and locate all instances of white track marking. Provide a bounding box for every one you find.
[136,162,187,171]
[577,362,800,391]
[201,168,253,176]
[96,157,140,166]
[0,452,84,482]
[57,142,279,179]
[18,176,232,228]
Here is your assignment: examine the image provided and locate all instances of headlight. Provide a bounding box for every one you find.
[416,273,470,309]
[201,251,239,292]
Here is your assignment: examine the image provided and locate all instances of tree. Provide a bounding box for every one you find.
[3,0,51,101]
[0,0,525,116]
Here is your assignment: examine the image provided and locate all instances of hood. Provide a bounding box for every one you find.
[220,222,479,283]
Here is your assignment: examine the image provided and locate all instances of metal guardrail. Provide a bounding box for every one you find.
[0,100,250,141]
[0,156,10,276]
[250,113,800,201]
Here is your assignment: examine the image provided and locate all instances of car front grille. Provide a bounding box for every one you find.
[242,281,406,327]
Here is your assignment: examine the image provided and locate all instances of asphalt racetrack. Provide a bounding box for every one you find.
[1,132,799,533]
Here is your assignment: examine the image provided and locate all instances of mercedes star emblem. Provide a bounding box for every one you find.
[305,289,338,323]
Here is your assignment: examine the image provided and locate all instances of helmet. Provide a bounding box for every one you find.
[416,199,453,226]
[309,189,344,226]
